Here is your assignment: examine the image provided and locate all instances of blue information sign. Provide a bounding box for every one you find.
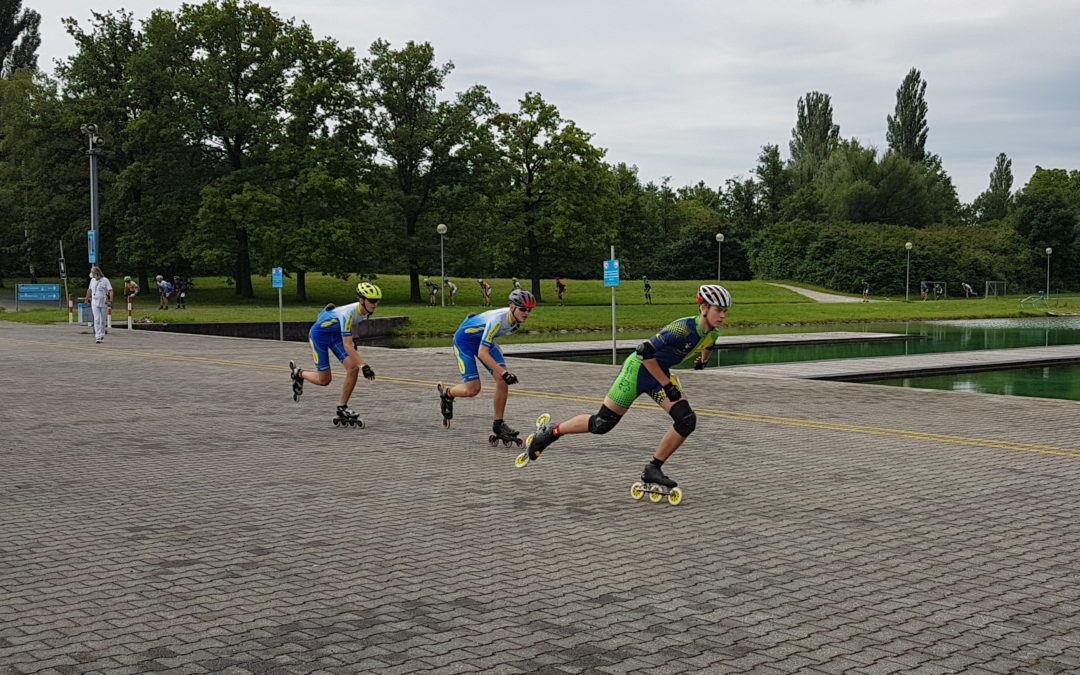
[17,284,61,301]
[271,267,284,288]
[87,230,97,264]
[603,259,620,287]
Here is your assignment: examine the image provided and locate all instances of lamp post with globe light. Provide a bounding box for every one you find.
[437,223,447,307]
[905,241,913,302]
[1045,247,1053,298]
[715,233,724,282]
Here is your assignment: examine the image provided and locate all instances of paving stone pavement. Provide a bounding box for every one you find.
[3,321,1080,675]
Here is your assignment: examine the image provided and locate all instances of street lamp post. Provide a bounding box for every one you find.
[715,233,724,283]
[1045,247,1053,298]
[905,241,913,302]
[80,124,104,271]
[437,223,447,307]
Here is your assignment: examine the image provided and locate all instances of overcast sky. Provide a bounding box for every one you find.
[28,0,1080,202]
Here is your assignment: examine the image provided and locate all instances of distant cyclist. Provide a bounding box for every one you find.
[438,289,537,444]
[289,282,382,426]
[520,285,732,491]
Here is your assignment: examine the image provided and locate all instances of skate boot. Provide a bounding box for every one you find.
[437,383,454,428]
[333,404,363,428]
[631,462,683,505]
[289,360,304,402]
[515,413,553,467]
[489,419,523,448]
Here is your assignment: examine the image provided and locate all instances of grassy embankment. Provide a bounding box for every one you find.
[3,274,1077,347]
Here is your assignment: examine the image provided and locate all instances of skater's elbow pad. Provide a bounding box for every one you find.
[635,341,656,360]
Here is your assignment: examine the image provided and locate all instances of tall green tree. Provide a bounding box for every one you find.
[754,143,791,225]
[886,67,929,162]
[1,0,40,75]
[363,39,497,302]
[789,91,839,184]
[972,153,1014,222]
[489,92,611,298]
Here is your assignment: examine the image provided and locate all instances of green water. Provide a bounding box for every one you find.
[874,364,1080,400]
[538,318,1080,401]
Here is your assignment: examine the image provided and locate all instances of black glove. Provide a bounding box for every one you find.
[361,364,375,380]
[693,360,706,370]
[663,382,682,402]
[501,370,518,386]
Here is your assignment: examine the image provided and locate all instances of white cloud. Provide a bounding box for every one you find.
[30,0,1080,200]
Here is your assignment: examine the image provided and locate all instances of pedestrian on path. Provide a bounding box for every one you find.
[288,282,382,426]
[85,266,114,343]
[519,285,731,491]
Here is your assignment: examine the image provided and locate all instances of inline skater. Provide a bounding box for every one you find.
[444,278,458,306]
[438,289,536,445]
[556,278,566,306]
[478,279,491,307]
[289,281,382,427]
[643,276,653,304]
[519,284,731,493]
[123,276,139,299]
[424,277,439,306]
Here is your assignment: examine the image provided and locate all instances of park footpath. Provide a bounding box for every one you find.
[3,320,1080,674]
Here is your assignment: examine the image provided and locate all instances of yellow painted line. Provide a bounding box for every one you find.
[5,335,1079,458]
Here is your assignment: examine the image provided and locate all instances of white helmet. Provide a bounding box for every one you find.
[696,284,731,308]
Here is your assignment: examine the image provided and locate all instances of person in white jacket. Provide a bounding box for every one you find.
[85,266,114,343]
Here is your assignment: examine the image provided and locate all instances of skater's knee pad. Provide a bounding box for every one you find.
[669,400,696,437]
[588,405,622,435]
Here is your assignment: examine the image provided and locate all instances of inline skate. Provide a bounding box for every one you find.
[332,404,364,428]
[289,360,304,402]
[514,414,554,467]
[630,462,683,505]
[437,383,454,428]
[489,418,524,448]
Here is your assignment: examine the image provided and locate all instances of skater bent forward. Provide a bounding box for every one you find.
[289,282,382,425]
[438,289,537,443]
[520,284,732,491]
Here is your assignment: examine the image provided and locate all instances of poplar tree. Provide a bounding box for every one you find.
[0,0,41,75]
[973,153,1014,222]
[886,67,929,162]
[789,91,839,184]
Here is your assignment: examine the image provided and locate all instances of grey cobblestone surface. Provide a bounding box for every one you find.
[3,321,1080,674]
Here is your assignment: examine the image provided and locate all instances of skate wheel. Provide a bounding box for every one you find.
[503,439,513,447]
[536,413,550,427]
[630,482,645,500]
[442,418,451,429]
[667,487,683,506]
[514,437,524,448]
[293,393,299,402]
[488,435,499,447]
[332,418,340,426]
[648,486,664,503]
[514,452,529,468]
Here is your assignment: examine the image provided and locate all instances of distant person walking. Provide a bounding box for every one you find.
[156,275,172,310]
[643,276,652,305]
[556,278,566,306]
[85,266,114,344]
[478,279,491,306]
[424,277,439,306]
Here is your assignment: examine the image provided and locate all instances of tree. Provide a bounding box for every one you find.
[886,67,929,163]
[1,0,40,75]
[363,39,497,302]
[489,92,611,298]
[754,144,791,225]
[974,153,1015,223]
[789,91,839,184]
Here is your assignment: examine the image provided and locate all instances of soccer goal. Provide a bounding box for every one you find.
[919,281,948,300]
[984,281,1007,298]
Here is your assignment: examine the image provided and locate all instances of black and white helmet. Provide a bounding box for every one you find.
[696,284,731,308]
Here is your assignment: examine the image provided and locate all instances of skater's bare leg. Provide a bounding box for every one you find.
[303,369,332,387]
[551,398,628,436]
[339,355,362,405]
[492,377,509,420]
[447,380,481,399]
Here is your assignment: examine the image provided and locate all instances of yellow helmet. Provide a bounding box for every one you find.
[356,282,382,300]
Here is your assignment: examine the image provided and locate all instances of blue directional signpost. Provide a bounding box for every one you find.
[272,267,284,341]
[603,250,620,364]
[16,284,62,312]
[87,230,97,264]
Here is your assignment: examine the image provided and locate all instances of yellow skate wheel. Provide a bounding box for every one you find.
[630,482,644,500]
[667,487,683,506]
[514,452,529,467]
[648,487,663,503]
[536,413,551,426]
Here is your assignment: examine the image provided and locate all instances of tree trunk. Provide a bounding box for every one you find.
[138,266,149,294]
[406,211,421,302]
[525,225,542,303]
[234,228,254,298]
[296,269,307,302]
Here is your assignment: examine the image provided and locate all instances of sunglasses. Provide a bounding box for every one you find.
[516,306,533,313]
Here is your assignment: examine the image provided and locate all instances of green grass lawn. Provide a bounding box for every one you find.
[4,274,1078,342]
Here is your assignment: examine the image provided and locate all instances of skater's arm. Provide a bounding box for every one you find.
[341,335,369,369]
[477,344,504,375]
[640,357,672,387]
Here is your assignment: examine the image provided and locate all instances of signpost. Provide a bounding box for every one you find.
[272,267,284,341]
[16,284,62,312]
[59,240,70,317]
[603,249,620,365]
[87,230,97,264]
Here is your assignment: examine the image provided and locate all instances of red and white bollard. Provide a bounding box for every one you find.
[127,295,133,329]
[67,294,74,324]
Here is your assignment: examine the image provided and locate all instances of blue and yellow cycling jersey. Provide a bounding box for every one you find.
[645,316,718,370]
[310,302,367,337]
[453,308,520,350]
